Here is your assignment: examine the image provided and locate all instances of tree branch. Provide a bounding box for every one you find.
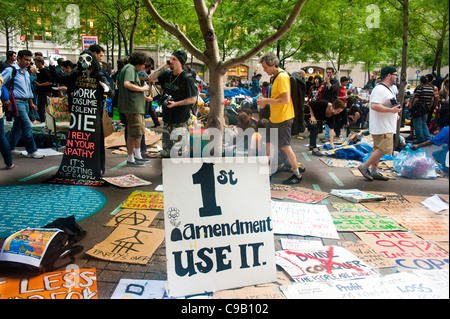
[141,0,207,62]
[221,0,307,72]
[208,0,222,18]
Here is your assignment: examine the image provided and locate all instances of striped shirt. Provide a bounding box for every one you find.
[414,83,434,106]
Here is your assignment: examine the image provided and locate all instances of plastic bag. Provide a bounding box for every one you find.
[393,144,437,179]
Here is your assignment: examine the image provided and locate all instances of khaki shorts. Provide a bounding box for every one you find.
[125,113,145,138]
[372,133,394,156]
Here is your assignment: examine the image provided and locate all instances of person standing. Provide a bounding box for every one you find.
[321,67,340,142]
[410,75,433,143]
[118,51,152,167]
[33,56,53,123]
[0,75,13,169]
[1,50,44,159]
[256,53,303,185]
[0,51,16,73]
[358,66,402,181]
[149,50,198,158]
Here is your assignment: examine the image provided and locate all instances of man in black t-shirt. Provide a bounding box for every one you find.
[34,56,54,123]
[149,50,198,157]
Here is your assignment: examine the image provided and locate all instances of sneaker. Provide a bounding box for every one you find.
[11,149,23,156]
[282,174,302,185]
[358,165,373,181]
[126,161,145,167]
[135,157,150,163]
[27,152,45,159]
[371,172,389,181]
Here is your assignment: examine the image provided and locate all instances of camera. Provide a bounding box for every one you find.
[160,94,173,107]
[390,98,400,107]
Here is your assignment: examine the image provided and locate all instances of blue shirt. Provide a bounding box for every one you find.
[431,126,449,147]
[0,63,34,99]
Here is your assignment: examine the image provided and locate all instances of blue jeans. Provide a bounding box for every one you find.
[7,99,37,154]
[433,144,449,170]
[0,117,13,167]
[412,114,432,143]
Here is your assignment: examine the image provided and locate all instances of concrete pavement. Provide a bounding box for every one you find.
[0,126,448,299]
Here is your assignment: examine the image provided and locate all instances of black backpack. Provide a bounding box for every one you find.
[270,71,306,135]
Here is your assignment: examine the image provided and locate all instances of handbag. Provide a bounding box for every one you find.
[5,66,19,121]
[410,101,429,118]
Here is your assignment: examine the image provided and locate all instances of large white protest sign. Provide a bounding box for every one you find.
[275,246,379,284]
[163,157,276,297]
[281,269,449,299]
[272,202,339,239]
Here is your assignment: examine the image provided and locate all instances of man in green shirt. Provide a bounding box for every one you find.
[118,51,153,167]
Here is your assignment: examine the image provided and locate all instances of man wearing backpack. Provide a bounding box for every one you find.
[257,53,303,185]
[1,50,44,159]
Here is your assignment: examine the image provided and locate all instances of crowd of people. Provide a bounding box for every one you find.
[1,46,449,180]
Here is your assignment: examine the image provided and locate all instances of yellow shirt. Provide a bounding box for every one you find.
[269,71,295,123]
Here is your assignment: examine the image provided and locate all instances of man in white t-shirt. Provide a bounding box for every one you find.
[358,66,402,181]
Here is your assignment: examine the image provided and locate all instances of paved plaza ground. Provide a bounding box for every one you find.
[0,120,448,300]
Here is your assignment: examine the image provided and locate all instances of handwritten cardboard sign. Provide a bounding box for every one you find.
[0,268,98,299]
[275,246,379,284]
[281,269,449,299]
[270,185,329,203]
[86,224,164,264]
[393,217,449,242]
[122,191,164,210]
[271,201,339,239]
[356,232,449,271]
[104,209,159,228]
[331,212,407,232]
[331,202,370,212]
[337,241,396,269]
[163,157,276,297]
[102,174,152,188]
[330,189,385,203]
[110,279,167,299]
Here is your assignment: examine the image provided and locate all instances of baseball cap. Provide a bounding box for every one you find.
[379,66,397,79]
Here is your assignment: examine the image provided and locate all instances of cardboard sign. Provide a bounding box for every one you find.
[163,157,276,297]
[356,232,449,271]
[0,268,98,299]
[331,212,407,232]
[270,185,329,203]
[281,269,449,299]
[330,189,386,203]
[331,202,370,212]
[337,241,396,269]
[102,174,152,188]
[393,217,449,242]
[86,224,165,264]
[271,201,339,239]
[122,191,164,210]
[111,279,167,299]
[104,209,159,228]
[275,246,379,284]
[48,73,107,186]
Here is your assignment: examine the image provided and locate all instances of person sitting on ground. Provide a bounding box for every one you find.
[412,125,449,173]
